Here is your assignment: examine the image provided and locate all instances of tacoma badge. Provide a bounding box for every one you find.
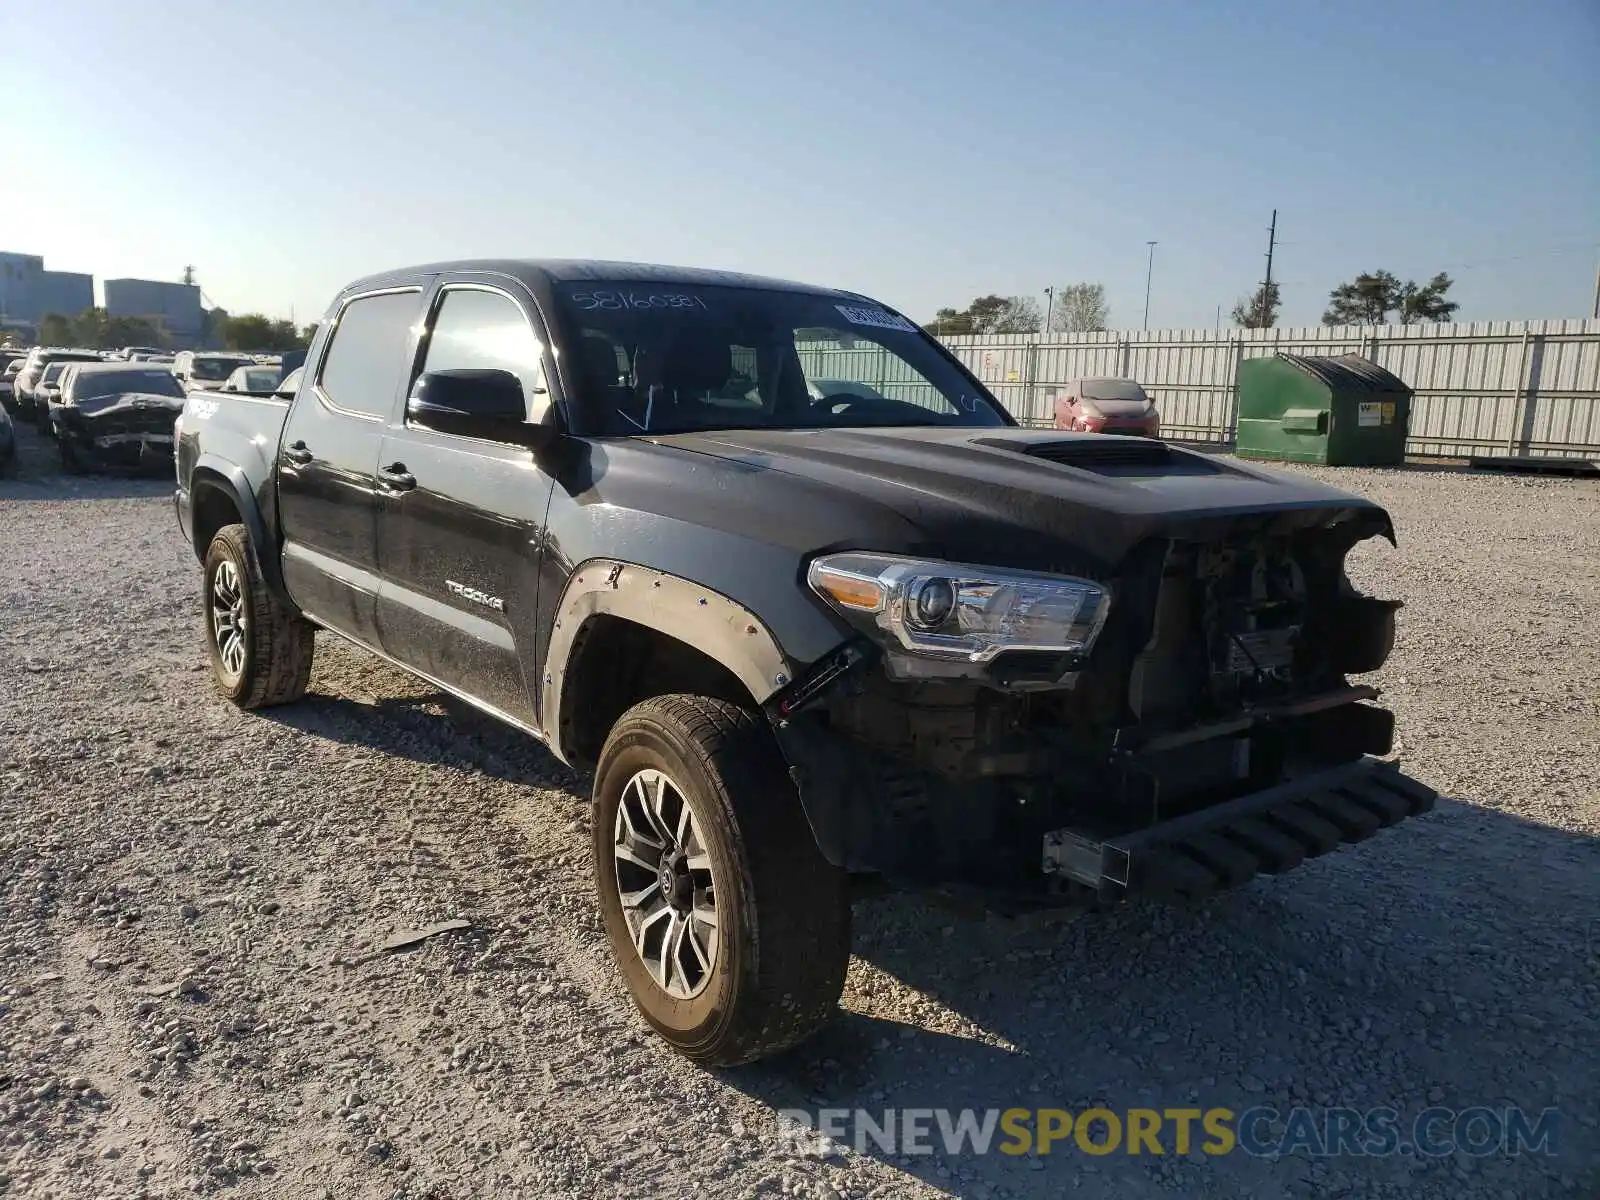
[446,579,506,612]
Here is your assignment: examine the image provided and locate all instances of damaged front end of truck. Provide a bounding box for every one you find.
[768,469,1436,910]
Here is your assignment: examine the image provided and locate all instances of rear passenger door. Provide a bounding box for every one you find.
[278,286,427,646]
[373,279,557,727]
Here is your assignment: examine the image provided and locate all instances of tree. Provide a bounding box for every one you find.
[1397,273,1459,324]
[200,306,230,347]
[975,294,1041,333]
[38,312,74,345]
[924,294,1041,336]
[1231,281,1282,329]
[47,307,169,350]
[1323,270,1458,326]
[101,314,167,349]
[925,307,973,336]
[71,307,111,348]
[1048,282,1110,333]
[300,323,319,346]
[221,313,304,352]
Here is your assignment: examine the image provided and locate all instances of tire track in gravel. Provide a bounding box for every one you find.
[286,644,868,1198]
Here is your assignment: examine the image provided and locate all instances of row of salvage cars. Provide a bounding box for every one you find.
[0,340,1159,477]
[0,347,298,475]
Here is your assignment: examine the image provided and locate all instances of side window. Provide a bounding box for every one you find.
[420,288,547,420]
[317,290,424,418]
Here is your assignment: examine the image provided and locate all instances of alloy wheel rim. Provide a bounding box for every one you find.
[612,767,719,1000]
[210,559,247,679]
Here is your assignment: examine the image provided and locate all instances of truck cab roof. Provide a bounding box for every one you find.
[340,258,870,303]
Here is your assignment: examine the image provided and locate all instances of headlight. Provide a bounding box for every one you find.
[807,553,1111,663]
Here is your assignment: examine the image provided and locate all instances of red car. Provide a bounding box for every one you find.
[1053,377,1161,437]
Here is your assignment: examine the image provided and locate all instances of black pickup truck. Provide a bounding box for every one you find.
[174,259,1434,1065]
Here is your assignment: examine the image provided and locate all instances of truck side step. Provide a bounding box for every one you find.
[1043,758,1437,900]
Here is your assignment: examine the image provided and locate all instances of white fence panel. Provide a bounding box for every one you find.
[939,320,1600,458]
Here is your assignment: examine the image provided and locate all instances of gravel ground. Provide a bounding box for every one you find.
[1,423,1597,1200]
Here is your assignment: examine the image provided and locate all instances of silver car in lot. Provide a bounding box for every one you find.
[172,351,256,392]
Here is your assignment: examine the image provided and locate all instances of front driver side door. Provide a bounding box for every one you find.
[373,280,557,728]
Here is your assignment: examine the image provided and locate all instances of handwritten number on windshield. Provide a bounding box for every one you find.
[571,292,709,312]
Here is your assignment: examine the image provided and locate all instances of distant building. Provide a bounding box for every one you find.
[38,270,93,318]
[0,252,45,325]
[104,277,203,342]
[1,250,95,329]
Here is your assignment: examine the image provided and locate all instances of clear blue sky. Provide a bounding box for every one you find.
[8,0,1598,330]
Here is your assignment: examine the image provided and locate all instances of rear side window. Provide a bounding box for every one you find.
[421,288,546,419]
[317,290,424,418]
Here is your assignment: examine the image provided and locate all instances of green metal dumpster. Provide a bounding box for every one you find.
[1235,353,1412,466]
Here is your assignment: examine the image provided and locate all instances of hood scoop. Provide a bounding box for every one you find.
[1025,438,1170,466]
[972,436,1224,476]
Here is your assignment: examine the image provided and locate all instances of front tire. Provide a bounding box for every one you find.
[202,523,315,708]
[593,695,851,1065]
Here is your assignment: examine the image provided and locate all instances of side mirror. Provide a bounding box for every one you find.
[406,369,554,448]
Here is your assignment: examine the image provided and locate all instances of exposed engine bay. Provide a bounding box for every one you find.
[773,519,1407,892]
[819,524,1399,772]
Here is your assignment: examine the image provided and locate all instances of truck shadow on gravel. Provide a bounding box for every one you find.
[261,687,587,792]
[721,800,1598,1196]
[260,676,1597,1196]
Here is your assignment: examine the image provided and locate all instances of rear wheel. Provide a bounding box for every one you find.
[58,434,83,474]
[202,523,315,708]
[592,695,850,1065]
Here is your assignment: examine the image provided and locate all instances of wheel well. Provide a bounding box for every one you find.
[191,475,242,560]
[560,615,757,767]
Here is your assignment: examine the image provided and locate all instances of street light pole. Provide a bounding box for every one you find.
[1142,241,1158,330]
[1042,286,1055,336]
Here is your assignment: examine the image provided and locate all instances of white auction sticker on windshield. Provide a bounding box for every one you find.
[835,305,917,333]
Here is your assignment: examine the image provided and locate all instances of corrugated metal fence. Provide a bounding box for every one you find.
[936,319,1600,458]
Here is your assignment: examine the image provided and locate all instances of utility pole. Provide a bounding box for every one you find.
[1142,242,1158,330]
[182,265,196,286]
[1592,258,1599,320]
[1262,210,1278,319]
[1042,286,1055,336]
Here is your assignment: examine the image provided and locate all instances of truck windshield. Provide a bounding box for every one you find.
[551,282,1010,436]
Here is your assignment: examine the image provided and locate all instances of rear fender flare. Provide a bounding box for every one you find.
[189,456,290,606]
[542,559,793,763]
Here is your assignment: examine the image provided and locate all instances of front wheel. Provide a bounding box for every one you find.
[592,695,851,1065]
[202,523,315,708]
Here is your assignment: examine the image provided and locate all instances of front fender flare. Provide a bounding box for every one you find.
[542,559,795,763]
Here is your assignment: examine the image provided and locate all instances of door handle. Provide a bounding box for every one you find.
[284,441,313,466]
[378,463,417,492]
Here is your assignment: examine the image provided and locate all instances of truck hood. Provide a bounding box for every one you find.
[647,426,1393,569]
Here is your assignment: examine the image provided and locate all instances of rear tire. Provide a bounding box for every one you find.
[202,523,314,708]
[58,434,83,474]
[592,694,851,1065]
